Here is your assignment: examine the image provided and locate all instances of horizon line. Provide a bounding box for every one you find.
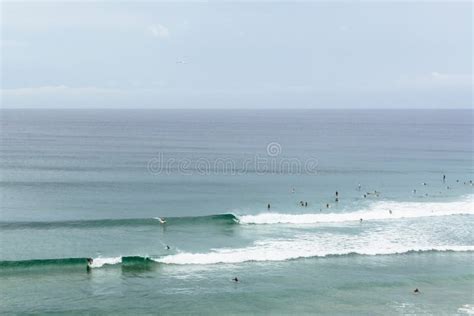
[1,107,472,111]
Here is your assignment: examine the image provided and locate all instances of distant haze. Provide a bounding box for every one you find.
[1,1,472,109]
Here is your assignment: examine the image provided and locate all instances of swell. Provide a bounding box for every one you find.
[0,214,238,230]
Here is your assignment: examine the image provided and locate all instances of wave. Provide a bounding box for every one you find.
[239,196,473,224]
[1,195,472,230]
[1,246,472,270]
[155,245,474,265]
[0,256,154,269]
[0,214,238,230]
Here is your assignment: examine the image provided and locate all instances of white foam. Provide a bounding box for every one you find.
[238,195,474,224]
[459,305,474,315]
[88,257,122,268]
[156,196,474,265]
[154,231,474,265]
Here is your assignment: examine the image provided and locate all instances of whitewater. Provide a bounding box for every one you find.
[237,195,474,225]
[2,195,472,268]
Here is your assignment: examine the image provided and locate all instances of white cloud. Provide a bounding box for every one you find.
[3,3,143,32]
[0,40,29,48]
[1,85,126,108]
[429,72,472,86]
[1,85,121,97]
[396,72,473,89]
[338,25,349,32]
[148,24,170,38]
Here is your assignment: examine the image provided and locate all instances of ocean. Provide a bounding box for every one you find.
[0,109,472,314]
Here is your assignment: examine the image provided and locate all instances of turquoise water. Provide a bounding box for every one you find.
[0,109,473,314]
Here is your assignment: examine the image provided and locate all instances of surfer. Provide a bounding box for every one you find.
[267,203,271,210]
[389,209,392,215]
[305,202,308,207]
[232,277,239,283]
[414,288,420,294]
[443,174,446,182]
[326,203,330,208]
[360,218,363,223]
[335,191,339,197]
[413,189,416,194]
[157,217,167,224]
[86,258,93,271]
[335,198,339,203]
[166,245,170,250]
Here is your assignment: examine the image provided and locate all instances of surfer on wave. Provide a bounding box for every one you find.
[157,217,167,224]
[86,258,93,271]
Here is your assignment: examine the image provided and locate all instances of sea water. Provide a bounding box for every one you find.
[0,109,472,314]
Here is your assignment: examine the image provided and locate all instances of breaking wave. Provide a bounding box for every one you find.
[1,195,471,230]
[1,246,472,270]
[154,242,473,265]
[238,196,473,224]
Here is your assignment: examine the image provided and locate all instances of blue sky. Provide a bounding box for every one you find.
[1,1,472,108]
